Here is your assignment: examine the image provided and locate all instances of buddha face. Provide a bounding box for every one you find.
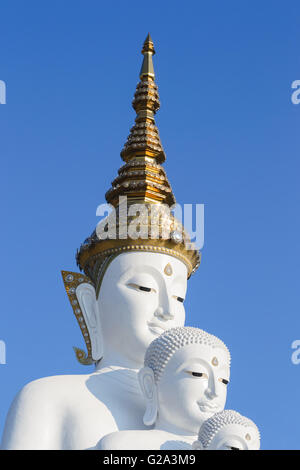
[98,252,187,366]
[204,424,260,450]
[156,343,230,433]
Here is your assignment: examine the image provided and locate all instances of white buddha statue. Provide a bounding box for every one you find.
[192,410,260,450]
[1,35,200,450]
[98,326,231,450]
[1,253,190,450]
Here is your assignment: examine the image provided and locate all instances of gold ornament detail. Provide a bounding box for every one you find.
[245,433,251,441]
[164,263,173,276]
[61,270,95,365]
[211,356,219,367]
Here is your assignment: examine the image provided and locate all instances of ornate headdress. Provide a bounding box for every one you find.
[62,35,201,365]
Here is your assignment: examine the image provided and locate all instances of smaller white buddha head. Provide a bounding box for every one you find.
[138,326,231,434]
[192,410,260,450]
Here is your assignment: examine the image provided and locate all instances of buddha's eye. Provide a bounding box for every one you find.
[185,371,208,379]
[172,295,185,303]
[218,378,229,385]
[127,283,156,293]
[139,286,152,292]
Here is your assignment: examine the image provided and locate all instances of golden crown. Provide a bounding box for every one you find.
[76,34,201,289]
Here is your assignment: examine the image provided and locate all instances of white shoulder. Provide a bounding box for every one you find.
[23,373,88,393]
[1,374,87,450]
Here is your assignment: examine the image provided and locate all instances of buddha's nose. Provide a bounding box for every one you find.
[205,378,219,399]
[154,306,175,322]
[205,388,218,399]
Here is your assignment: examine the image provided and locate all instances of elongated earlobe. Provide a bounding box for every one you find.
[76,283,103,361]
[138,367,158,426]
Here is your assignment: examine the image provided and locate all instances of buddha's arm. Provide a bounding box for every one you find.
[98,432,122,450]
[1,379,59,450]
[98,431,148,450]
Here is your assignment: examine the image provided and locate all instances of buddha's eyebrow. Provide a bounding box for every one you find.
[119,268,158,282]
[175,358,209,374]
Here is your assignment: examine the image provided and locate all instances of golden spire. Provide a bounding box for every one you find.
[140,33,155,78]
[105,34,174,208]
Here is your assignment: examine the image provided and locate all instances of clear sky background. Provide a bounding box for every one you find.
[0,0,299,450]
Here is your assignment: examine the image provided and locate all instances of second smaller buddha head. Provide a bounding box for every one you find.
[192,410,260,450]
[138,326,231,434]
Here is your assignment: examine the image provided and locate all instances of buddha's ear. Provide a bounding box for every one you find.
[76,282,103,361]
[138,367,158,426]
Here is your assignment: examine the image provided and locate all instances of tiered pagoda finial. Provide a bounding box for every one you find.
[105,34,174,207]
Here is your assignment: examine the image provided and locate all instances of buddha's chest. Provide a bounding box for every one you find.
[60,385,146,449]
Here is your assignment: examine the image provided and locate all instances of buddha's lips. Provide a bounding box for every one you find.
[197,401,221,412]
[147,322,168,335]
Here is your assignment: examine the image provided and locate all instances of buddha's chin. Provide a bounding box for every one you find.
[148,326,166,336]
[130,331,159,359]
[147,321,168,337]
[181,410,217,434]
[200,410,215,421]
[197,406,220,422]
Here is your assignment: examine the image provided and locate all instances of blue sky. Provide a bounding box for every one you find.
[0,0,299,450]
